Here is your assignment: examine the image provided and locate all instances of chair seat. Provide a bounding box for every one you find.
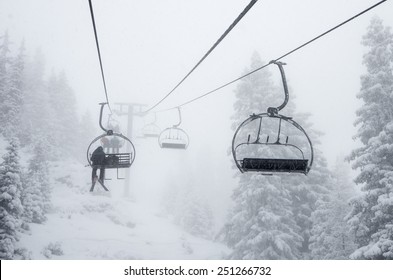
[241,158,308,173]
[91,153,131,169]
[161,142,187,149]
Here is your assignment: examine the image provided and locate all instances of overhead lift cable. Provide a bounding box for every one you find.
[88,0,112,113]
[158,0,387,112]
[144,0,259,113]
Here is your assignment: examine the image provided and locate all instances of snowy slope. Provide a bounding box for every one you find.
[17,160,230,259]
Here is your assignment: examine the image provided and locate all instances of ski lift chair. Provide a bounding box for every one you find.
[158,107,189,150]
[87,103,136,191]
[141,113,161,138]
[232,61,313,175]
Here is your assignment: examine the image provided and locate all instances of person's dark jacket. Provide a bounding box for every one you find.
[91,146,106,165]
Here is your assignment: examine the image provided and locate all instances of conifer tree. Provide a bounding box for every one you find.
[46,72,62,150]
[162,172,215,239]
[347,17,393,259]
[47,70,79,158]
[0,31,11,137]
[0,31,10,89]
[2,41,25,139]
[77,110,97,163]
[310,160,356,259]
[284,126,333,258]
[19,49,54,150]
[0,138,23,259]
[178,186,214,239]
[21,138,51,224]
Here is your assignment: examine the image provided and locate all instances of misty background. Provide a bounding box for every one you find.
[0,0,393,259]
[2,0,392,167]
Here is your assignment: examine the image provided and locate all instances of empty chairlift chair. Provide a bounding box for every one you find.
[158,107,189,150]
[141,113,161,138]
[232,61,313,175]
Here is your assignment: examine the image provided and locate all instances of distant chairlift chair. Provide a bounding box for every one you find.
[141,113,161,138]
[158,107,189,150]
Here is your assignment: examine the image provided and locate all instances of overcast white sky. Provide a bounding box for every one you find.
[1,0,392,170]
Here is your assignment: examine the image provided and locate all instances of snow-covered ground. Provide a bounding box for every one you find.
[18,160,229,259]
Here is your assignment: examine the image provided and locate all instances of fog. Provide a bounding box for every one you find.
[1,0,393,257]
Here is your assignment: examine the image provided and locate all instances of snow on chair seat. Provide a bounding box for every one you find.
[161,142,187,149]
[241,158,309,173]
[158,107,189,150]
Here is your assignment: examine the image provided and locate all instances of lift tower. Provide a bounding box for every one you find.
[113,102,146,198]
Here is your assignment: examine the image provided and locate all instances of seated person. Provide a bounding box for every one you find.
[91,146,106,182]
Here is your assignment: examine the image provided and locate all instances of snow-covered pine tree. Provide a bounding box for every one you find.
[347,17,393,259]
[309,159,357,259]
[161,169,214,239]
[161,173,180,219]
[284,119,333,259]
[21,138,51,224]
[45,72,63,153]
[0,137,24,259]
[47,70,79,158]
[19,49,55,151]
[222,53,303,259]
[76,110,96,163]
[178,186,214,239]
[2,41,25,139]
[0,31,11,138]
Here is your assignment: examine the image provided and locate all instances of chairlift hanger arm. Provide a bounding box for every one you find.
[99,102,113,135]
[267,61,289,115]
[173,107,182,128]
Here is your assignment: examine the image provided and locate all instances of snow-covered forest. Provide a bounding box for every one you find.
[1,1,393,260]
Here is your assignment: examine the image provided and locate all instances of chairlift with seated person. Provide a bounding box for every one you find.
[232,61,313,175]
[158,107,189,149]
[87,103,136,191]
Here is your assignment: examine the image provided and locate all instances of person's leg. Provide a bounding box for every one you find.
[99,168,105,181]
[92,167,98,182]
